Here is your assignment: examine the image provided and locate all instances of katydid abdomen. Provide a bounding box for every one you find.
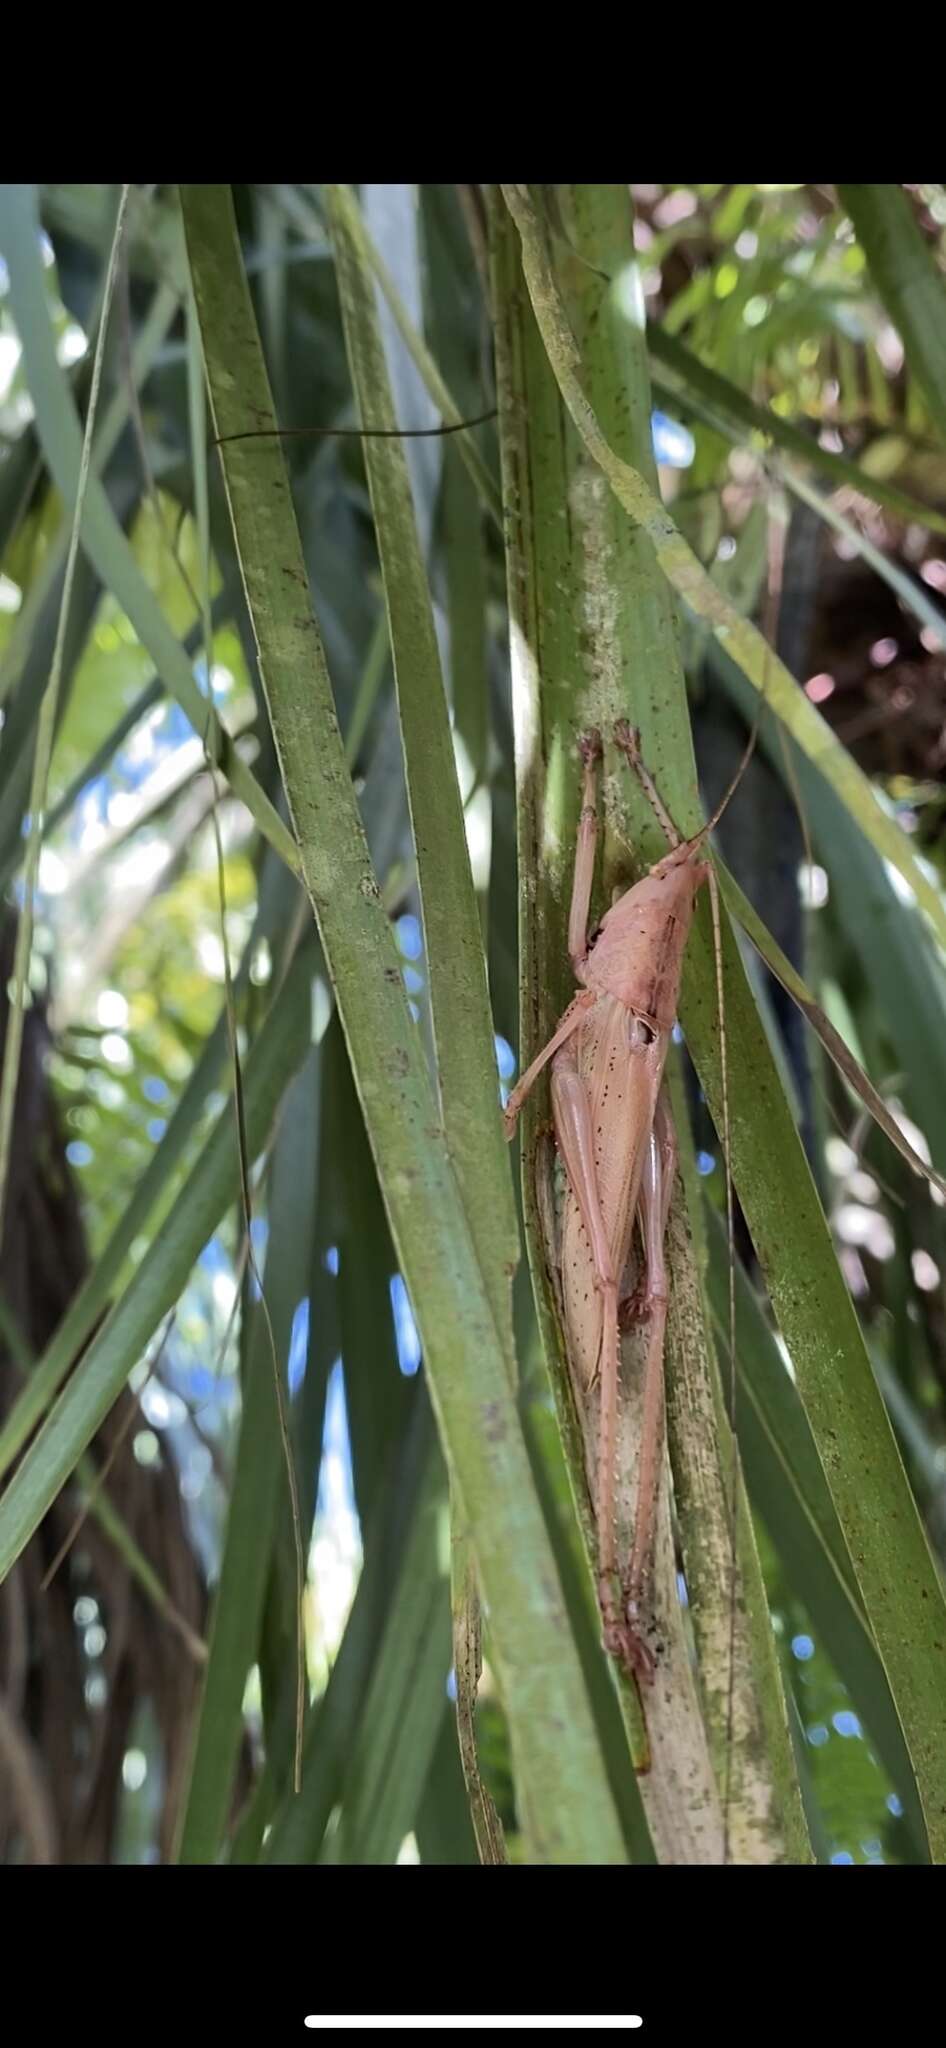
[554,988,673,1681]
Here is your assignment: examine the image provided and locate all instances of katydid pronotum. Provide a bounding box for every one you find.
[503,720,743,1692]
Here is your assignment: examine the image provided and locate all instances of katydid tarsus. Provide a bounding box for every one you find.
[503,720,747,1694]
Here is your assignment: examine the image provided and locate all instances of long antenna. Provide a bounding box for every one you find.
[701,714,759,840]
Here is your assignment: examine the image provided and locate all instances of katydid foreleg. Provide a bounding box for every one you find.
[501,730,603,1137]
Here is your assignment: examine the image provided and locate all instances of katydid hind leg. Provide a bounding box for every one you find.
[618,1096,679,1328]
[550,1046,620,1362]
[549,1040,631,1665]
[623,1094,678,1684]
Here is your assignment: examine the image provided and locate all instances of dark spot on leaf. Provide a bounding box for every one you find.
[481,1400,506,1445]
